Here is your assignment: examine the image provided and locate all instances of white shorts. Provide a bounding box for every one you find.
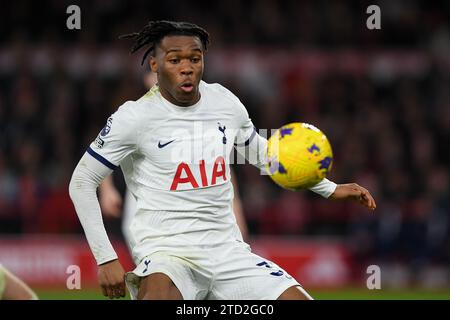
[125,242,302,300]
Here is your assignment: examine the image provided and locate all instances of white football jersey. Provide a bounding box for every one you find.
[88,81,260,263]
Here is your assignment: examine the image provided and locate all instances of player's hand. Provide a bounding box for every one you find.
[99,186,123,218]
[329,183,376,210]
[98,259,126,299]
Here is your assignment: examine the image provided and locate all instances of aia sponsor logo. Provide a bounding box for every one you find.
[170,156,227,190]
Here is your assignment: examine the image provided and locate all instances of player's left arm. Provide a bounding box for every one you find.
[229,89,377,211]
[234,118,376,211]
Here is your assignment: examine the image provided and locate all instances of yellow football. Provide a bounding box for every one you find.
[266,122,333,190]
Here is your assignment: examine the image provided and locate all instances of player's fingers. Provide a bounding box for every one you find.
[112,286,122,299]
[111,286,119,299]
[361,191,371,204]
[105,277,118,299]
[101,285,108,297]
[346,184,376,210]
[353,191,364,202]
[352,188,367,207]
[110,286,121,298]
[118,281,126,297]
[362,195,371,208]
[111,280,125,298]
[362,191,376,210]
[111,287,120,299]
[98,273,110,297]
[106,286,115,299]
[366,191,377,209]
[357,197,368,208]
[360,195,371,208]
[367,196,375,210]
[348,186,362,198]
[116,286,125,298]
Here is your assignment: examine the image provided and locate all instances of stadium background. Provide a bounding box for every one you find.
[0,0,449,299]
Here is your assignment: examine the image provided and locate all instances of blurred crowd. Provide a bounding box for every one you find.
[0,0,449,287]
[1,0,449,47]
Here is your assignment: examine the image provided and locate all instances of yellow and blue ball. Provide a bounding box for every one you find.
[266,122,333,190]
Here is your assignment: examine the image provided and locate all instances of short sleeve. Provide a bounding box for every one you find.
[87,101,138,169]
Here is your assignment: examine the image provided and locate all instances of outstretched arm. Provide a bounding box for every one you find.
[230,93,376,211]
[234,129,376,211]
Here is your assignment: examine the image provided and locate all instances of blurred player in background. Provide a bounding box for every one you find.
[0,264,38,300]
[69,20,376,300]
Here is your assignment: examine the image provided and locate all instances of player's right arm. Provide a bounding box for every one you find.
[69,101,138,299]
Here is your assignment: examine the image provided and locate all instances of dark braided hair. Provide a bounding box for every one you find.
[120,20,210,65]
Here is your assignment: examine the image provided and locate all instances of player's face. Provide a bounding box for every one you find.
[151,35,204,106]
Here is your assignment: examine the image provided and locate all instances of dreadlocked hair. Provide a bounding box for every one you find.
[119,20,210,65]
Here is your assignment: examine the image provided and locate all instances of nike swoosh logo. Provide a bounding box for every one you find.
[158,140,175,148]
